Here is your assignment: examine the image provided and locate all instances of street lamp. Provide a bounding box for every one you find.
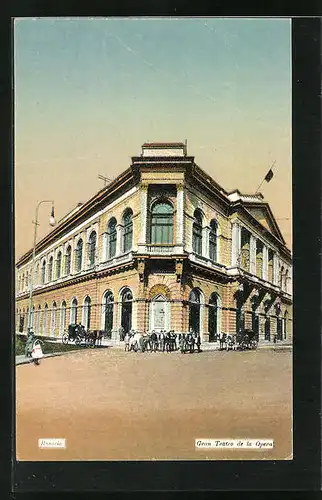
[27,200,56,330]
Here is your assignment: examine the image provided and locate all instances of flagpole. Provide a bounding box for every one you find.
[255,160,276,194]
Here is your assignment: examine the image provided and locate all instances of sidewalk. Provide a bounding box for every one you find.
[16,351,77,366]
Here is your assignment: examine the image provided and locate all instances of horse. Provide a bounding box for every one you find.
[85,329,105,347]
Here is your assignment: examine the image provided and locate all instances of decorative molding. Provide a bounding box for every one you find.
[149,283,171,300]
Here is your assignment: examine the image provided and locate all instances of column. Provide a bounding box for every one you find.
[116,224,123,256]
[231,222,241,266]
[249,235,257,275]
[202,226,210,259]
[262,245,268,281]
[138,184,148,248]
[273,253,279,285]
[176,183,184,247]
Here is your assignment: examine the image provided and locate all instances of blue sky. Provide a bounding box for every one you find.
[14,18,291,256]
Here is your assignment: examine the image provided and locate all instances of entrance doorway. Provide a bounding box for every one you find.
[149,294,170,332]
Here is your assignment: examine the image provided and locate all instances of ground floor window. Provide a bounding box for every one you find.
[103,292,114,337]
[50,303,57,336]
[121,288,133,333]
[60,301,66,334]
[189,289,202,334]
[236,308,245,334]
[208,292,219,342]
[283,311,288,340]
[83,296,91,330]
[277,317,283,340]
[70,298,78,324]
[264,316,270,341]
[252,309,259,335]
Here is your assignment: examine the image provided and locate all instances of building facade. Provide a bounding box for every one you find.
[15,143,293,344]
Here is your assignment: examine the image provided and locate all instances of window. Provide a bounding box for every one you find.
[48,256,53,281]
[83,296,91,330]
[192,210,203,255]
[88,231,97,266]
[150,201,174,244]
[75,239,83,272]
[120,288,133,333]
[70,298,78,324]
[209,220,218,261]
[43,304,48,336]
[279,265,284,288]
[208,292,220,342]
[256,241,263,278]
[108,218,117,258]
[41,260,46,284]
[50,302,57,336]
[123,209,133,252]
[22,273,25,290]
[60,301,66,334]
[56,251,62,279]
[103,291,114,336]
[189,289,202,334]
[65,246,71,275]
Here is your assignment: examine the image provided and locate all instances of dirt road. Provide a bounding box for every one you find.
[16,348,292,461]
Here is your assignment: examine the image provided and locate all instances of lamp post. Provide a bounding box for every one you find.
[27,200,56,330]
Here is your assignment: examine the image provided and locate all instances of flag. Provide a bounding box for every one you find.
[264,168,274,183]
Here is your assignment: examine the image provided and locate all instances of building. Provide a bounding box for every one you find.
[15,142,292,344]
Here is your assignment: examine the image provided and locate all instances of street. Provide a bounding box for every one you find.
[16,348,292,461]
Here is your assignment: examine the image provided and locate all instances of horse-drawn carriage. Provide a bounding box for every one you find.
[219,329,258,351]
[62,324,106,347]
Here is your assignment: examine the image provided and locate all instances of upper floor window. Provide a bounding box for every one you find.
[41,260,46,284]
[56,251,62,279]
[75,239,83,272]
[209,219,218,261]
[151,201,174,244]
[22,273,25,291]
[279,265,284,288]
[192,209,203,255]
[88,231,97,266]
[108,218,117,258]
[48,256,53,282]
[123,209,133,252]
[65,245,72,275]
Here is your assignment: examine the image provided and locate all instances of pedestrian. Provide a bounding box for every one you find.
[119,325,125,341]
[124,332,130,351]
[25,328,35,358]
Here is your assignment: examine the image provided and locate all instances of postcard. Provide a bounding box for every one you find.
[14,17,293,464]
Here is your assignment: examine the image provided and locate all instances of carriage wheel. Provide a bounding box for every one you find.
[62,333,69,345]
[251,340,258,350]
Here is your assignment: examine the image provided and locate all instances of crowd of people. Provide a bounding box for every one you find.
[121,328,201,354]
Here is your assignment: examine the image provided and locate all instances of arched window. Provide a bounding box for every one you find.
[150,201,174,244]
[284,269,289,292]
[209,220,218,262]
[268,250,274,283]
[56,251,62,279]
[192,210,203,255]
[41,260,46,284]
[35,262,39,285]
[43,303,48,336]
[279,265,284,288]
[283,310,288,339]
[122,209,133,252]
[70,298,78,324]
[82,296,91,330]
[120,288,133,334]
[88,231,97,266]
[65,246,72,275]
[75,239,83,272]
[48,256,53,281]
[103,291,114,337]
[240,227,250,270]
[108,218,117,258]
[208,292,220,342]
[50,302,57,336]
[189,289,202,334]
[60,301,66,334]
[35,306,41,334]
